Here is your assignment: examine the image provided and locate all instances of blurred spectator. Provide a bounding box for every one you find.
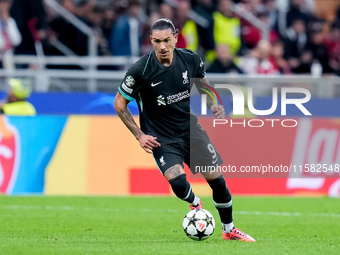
[308,24,334,74]
[0,78,36,115]
[111,0,129,17]
[67,1,109,57]
[269,40,291,74]
[159,2,174,20]
[193,0,216,60]
[74,0,95,23]
[241,5,278,50]
[141,0,158,17]
[239,40,279,74]
[175,0,199,51]
[0,0,21,69]
[72,0,95,56]
[48,0,78,56]
[324,21,340,73]
[238,0,265,16]
[207,44,244,73]
[86,5,109,56]
[213,0,241,57]
[49,1,108,60]
[10,0,47,56]
[284,18,312,74]
[101,5,116,54]
[263,0,279,32]
[286,0,312,29]
[110,0,142,57]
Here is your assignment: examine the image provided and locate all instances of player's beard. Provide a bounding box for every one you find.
[158,51,172,65]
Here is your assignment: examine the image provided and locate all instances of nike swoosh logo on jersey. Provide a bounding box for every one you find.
[151,81,162,87]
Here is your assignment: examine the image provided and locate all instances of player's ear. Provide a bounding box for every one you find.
[150,35,153,43]
[174,33,178,43]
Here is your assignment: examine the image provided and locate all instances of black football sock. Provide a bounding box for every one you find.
[169,174,195,203]
[206,176,233,224]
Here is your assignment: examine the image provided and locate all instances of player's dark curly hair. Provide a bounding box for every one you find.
[150,18,179,35]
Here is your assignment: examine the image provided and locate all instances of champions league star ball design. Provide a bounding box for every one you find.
[182,209,215,241]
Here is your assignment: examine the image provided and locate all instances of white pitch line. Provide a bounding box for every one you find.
[236,211,340,218]
[1,205,340,218]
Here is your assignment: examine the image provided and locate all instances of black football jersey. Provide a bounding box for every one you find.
[118,48,205,144]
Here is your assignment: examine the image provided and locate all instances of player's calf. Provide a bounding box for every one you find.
[206,176,233,225]
[169,174,201,208]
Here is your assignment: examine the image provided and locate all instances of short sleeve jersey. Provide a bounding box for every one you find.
[118,48,205,144]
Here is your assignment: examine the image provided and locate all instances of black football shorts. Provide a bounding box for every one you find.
[152,122,223,175]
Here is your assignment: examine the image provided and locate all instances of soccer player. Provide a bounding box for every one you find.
[114,18,255,242]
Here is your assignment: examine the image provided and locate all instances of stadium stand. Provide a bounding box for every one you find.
[0,0,339,94]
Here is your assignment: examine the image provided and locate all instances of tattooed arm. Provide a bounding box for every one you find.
[114,92,160,153]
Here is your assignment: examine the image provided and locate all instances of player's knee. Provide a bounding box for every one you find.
[169,174,191,200]
[207,176,232,204]
[164,164,185,181]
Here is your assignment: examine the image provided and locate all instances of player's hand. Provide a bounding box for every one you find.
[211,105,225,119]
[137,134,161,154]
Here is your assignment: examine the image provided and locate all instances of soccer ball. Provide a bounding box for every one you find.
[182,209,215,241]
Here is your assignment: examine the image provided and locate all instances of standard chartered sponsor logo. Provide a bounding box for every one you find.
[157,95,166,106]
[167,90,190,104]
[157,90,190,106]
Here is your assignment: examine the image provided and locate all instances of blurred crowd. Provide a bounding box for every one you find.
[1,0,340,75]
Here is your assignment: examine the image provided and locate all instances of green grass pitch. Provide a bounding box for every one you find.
[0,196,339,255]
